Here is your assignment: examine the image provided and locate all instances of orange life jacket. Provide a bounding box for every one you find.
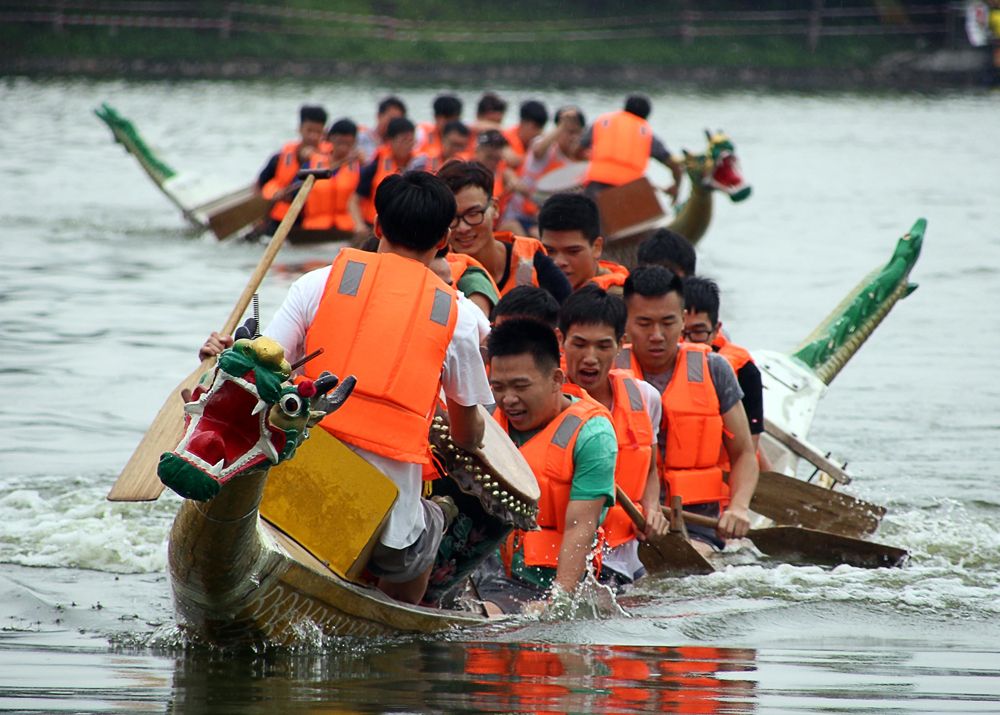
[584,111,653,187]
[360,146,414,225]
[416,121,441,156]
[494,231,545,297]
[659,343,729,507]
[502,126,526,159]
[493,397,611,569]
[612,345,644,376]
[261,141,302,222]
[712,331,753,375]
[445,252,500,297]
[302,249,458,463]
[590,260,629,292]
[517,145,567,218]
[565,370,654,548]
[300,156,361,232]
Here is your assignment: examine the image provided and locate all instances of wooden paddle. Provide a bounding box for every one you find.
[681,509,908,569]
[750,471,886,538]
[107,175,318,502]
[615,487,714,576]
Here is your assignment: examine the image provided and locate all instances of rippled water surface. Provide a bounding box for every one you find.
[1,77,999,713]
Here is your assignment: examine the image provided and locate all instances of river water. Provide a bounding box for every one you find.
[1,77,999,713]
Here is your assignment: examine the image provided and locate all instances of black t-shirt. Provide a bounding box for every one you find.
[729,357,764,435]
[496,241,572,303]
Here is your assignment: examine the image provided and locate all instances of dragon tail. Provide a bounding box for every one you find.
[791,218,925,385]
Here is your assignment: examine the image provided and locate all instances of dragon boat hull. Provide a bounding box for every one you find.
[167,472,485,646]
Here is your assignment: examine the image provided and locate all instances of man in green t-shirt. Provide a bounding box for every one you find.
[475,318,616,614]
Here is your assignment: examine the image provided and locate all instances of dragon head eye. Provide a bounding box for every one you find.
[279,393,303,417]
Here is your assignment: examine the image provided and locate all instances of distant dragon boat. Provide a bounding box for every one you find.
[147,220,922,646]
[96,103,749,250]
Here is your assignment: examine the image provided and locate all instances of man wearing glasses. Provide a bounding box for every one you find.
[437,161,572,304]
[682,276,769,467]
[618,266,758,555]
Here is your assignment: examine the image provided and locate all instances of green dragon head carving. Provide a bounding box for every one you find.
[158,336,355,501]
[682,130,752,202]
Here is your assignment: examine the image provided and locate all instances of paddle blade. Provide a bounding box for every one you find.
[637,534,715,577]
[107,363,205,501]
[749,526,909,569]
[751,471,886,538]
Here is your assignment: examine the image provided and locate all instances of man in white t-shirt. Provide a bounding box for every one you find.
[199,172,493,605]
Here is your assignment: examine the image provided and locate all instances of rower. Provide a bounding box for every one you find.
[436,160,572,303]
[502,100,549,170]
[492,286,560,329]
[299,118,366,241]
[257,104,328,236]
[478,318,617,613]
[468,91,509,149]
[682,276,770,469]
[559,286,668,586]
[538,193,629,294]
[426,121,471,173]
[503,106,587,235]
[356,95,407,163]
[581,94,683,203]
[353,117,428,228]
[199,172,492,605]
[619,266,758,554]
[416,94,462,156]
[636,227,697,278]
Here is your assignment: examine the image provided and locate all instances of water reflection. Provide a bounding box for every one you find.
[165,640,757,714]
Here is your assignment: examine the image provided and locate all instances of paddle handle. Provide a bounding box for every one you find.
[218,174,316,337]
[679,510,719,529]
[615,486,647,532]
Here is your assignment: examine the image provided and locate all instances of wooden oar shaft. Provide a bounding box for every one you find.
[680,510,720,530]
[220,174,315,337]
[615,486,647,531]
[764,419,851,486]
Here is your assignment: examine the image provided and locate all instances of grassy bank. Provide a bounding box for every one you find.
[1,0,967,86]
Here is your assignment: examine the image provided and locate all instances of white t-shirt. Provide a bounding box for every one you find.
[264,263,494,550]
[600,377,661,581]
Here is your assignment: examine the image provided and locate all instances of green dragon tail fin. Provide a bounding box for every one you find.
[94,102,177,183]
[792,218,925,385]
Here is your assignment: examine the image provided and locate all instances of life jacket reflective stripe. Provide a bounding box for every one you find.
[564,371,653,548]
[590,260,629,292]
[300,157,361,232]
[493,397,610,569]
[445,252,500,297]
[360,146,412,224]
[660,343,729,506]
[584,111,653,186]
[613,345,644,377]
[261,141,302,221]
[303,249,458,463]
[494,231,545,297]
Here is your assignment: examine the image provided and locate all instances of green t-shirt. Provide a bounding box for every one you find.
[455,265,500,309]
[507,396,617,589]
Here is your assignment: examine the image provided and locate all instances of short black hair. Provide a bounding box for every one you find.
[519,100,549,127]
[433,94,462,119]
[437,160,494,199]
[623,265,684,305]
[683,276,721,326]
[636,228,697,277]
[624,94,651,119]
[300,105,328,125]
[442,120,470,139]
[385,117,416,139]
[487,318,561,374]
[327,118,357,137]
[492,286,560,329]
[476,92,508,117]
[378,96,407,116]
[538,193,601,244]
[559,284,626,340]
[374,171,456,252]
[476,129,508,149]
[554,105,586,128]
